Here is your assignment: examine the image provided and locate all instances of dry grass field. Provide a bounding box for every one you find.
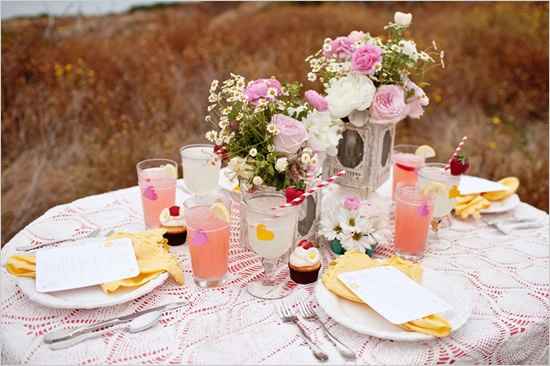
[2,2,548,243]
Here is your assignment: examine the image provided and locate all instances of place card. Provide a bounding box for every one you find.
[338,266,451,325]
[35,238,139,293]
[459,175,507,195]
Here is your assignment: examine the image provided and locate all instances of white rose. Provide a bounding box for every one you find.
[326,74,376,119]
[394,11,412,27]
[275,157,288,172]
[253,176,263,186]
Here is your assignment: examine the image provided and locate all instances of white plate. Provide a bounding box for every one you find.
[480,194,520,214]
[15,273,168,309]
[314,269,472,341]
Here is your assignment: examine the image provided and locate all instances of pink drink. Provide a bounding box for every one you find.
[185,205,230,287]
[392,145,425,198]
[137,160,177,229]
[394,185,433,261]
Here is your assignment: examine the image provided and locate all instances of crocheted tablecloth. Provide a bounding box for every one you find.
[1,181,548,364]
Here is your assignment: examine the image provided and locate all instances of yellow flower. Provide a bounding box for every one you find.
[491,116,502,125]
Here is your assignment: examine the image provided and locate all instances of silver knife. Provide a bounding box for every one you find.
[43,301,187,344]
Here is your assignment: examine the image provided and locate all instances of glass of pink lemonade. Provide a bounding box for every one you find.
[184,194,231,288]
[137,159,178,229]
[394,184,434,261]
[392,145,426,198]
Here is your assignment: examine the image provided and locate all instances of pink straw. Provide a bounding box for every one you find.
[444,136,468,170]
[273,170,346,210]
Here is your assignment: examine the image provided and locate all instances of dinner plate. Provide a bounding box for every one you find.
[480,194,520,214]
[314,269,472,341]
[15,273,168,309]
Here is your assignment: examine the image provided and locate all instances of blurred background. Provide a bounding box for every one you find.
[2,1,548,244]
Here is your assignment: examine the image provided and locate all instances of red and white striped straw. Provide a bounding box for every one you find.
[273,170,346,210]
[444,136,468,170]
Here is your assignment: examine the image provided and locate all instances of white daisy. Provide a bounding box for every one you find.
[339,231,374,252]
[320,211,344,241]
[249,148,257,157]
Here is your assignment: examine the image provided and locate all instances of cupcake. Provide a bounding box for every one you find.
[289,240,321,284]
[160,205,187,246]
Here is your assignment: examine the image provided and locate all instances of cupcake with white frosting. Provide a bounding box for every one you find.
[289,240,321,284]
[160,205,187,246]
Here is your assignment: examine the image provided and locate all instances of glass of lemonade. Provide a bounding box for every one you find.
[394,184,434,261]
[180,144,221,196]
[137,159,177,229]
[392,145,426,198]
[244,192,299,300]
[184,194,231,288]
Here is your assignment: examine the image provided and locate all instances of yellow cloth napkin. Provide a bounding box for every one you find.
[5,229,184,294]
[321,251,451,337]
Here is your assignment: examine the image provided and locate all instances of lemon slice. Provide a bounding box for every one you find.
[211,202,230,223]
[163,164,178,179]
[415,145,436,159]
[422,181,447,196]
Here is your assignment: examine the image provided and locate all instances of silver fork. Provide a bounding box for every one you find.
[298,301,356,360]
[277,302,329,362]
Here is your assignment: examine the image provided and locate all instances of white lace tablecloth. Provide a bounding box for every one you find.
[1,180,549,365]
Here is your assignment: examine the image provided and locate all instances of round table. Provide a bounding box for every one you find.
[1,180,549,365]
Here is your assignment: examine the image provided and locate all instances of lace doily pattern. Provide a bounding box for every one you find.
[1,184,548,365]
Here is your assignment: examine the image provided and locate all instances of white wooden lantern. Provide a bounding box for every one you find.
[324,109,396,197]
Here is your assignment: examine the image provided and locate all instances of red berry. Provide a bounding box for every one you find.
[298,239,313,249]
[169,206,180,216]
[285,187,305,204]
[450,155,470,176]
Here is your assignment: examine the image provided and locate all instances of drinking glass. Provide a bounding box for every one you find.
[180,144,221,196]
[392,144,426,198]
[137,159,177,229]
[244,192,299,300]
[394,184,434,261]
[184,194,231,288]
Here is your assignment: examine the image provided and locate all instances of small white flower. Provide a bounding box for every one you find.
[267,144,274,152]
[307,72,317,82]
[249,148,257,157]
[207,104,216,112]
[205,131,216,142]
[222,107,231,116]
[267,123,278,134]
[215,138,223,146]
[253,176,263,186]
[208,94,218,103]
[219,120,229,129]
[204,115,212,123]
[209,79,219,92]
[399,40,419,61]
[301,153,311,165]
[275,157,288,172]
[339,231,373,252]
[267,87,278,98]
[320,211,345,241]
[236,113,243,121]
[394,11,412,27]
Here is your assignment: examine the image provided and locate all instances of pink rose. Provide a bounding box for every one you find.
[404,79,429,119]
[343,195,361,211]
[351,44,382,75]
[324,36,354,59]
[348,31,366,42]
[305,90,328,111]
[370,85,409,124]
[272,114,308,154]
[244,78,282,105]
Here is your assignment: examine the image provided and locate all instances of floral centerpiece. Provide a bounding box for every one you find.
[320,195,386,257]
[305,11,444,196]
[205,73,343,194]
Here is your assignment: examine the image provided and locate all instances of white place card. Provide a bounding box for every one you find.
[459,175,507,195]
[35,238,139,293]
[337,267,452,325]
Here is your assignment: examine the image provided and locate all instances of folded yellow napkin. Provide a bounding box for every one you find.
[5,229,184,294]
[321,251,451,337]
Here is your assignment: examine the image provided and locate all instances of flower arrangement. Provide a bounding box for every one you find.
[305,11,444,125]
[319,195,384,256]
[205,74,344,192]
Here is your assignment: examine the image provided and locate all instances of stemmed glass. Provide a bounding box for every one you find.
[417,163,460,246]
[244,191,300,300]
